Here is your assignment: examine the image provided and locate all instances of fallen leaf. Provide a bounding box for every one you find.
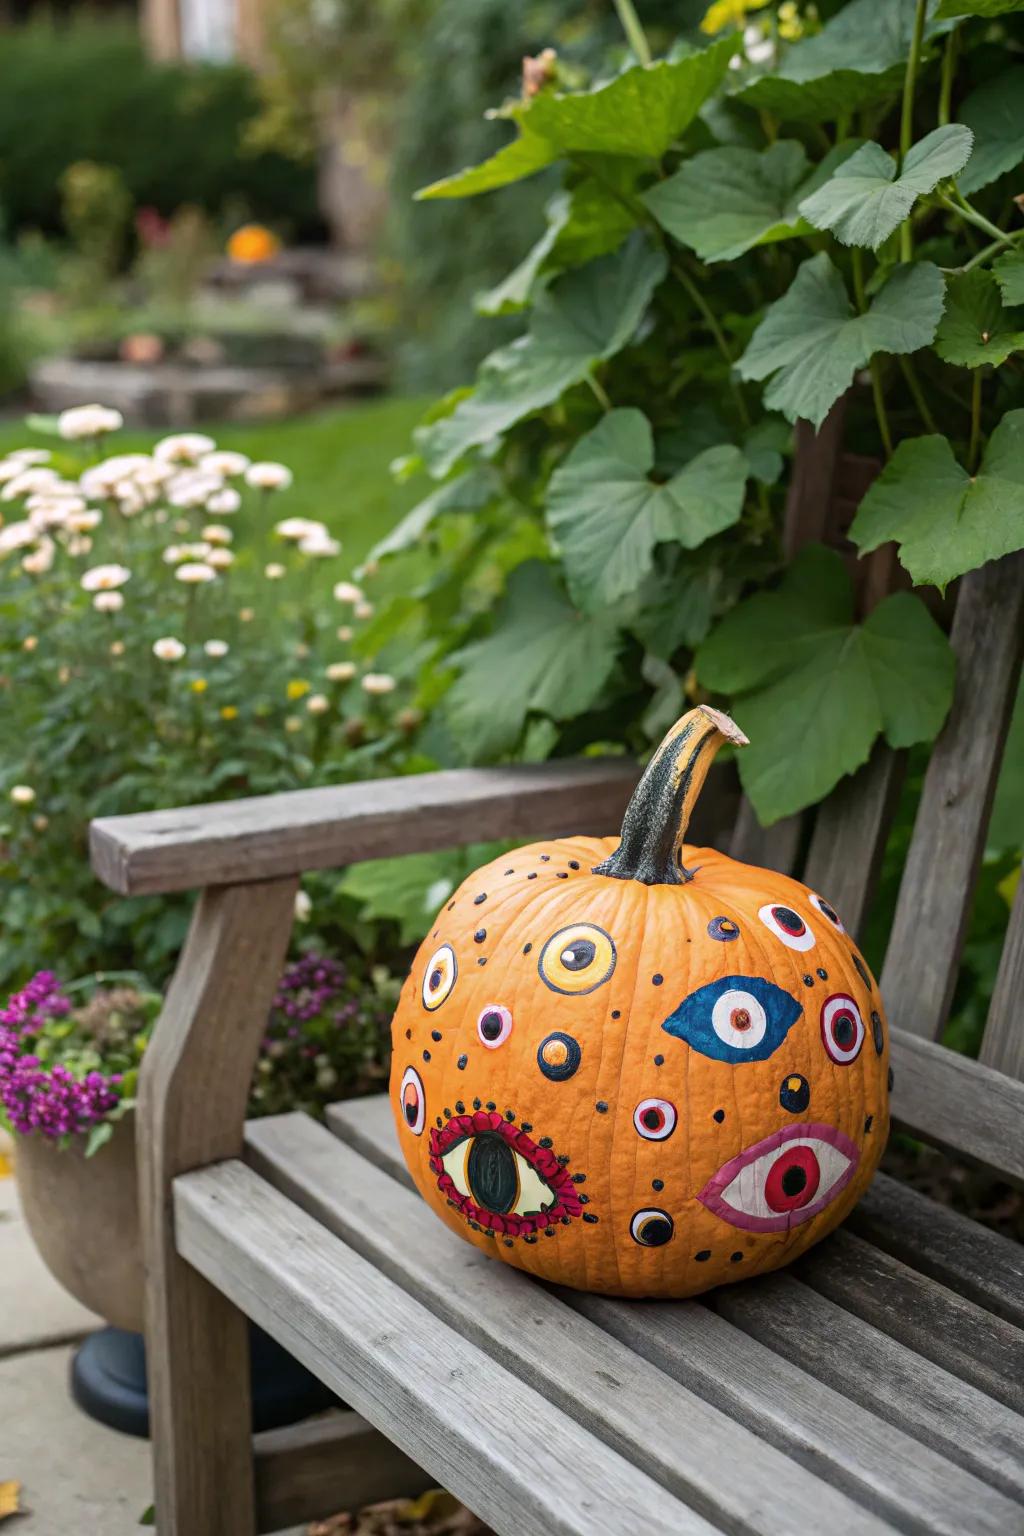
[0,1481,22,1521]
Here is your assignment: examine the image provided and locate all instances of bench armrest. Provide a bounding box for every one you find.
[89,759,640,896]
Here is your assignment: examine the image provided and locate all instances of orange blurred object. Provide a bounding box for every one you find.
[227,223,281,264]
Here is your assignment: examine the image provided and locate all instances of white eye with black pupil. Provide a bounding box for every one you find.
[633,1098,677,1141]
[810,892,845,933]
[422,943,457,1011]
[399,1066,426,1136]
[821,993,865,1064]
[759,902,816,952]
[711,988,767,1051]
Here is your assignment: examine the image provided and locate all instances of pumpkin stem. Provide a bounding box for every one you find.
[593,705,748,886]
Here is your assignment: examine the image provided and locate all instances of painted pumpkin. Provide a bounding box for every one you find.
[390,706,890,1298]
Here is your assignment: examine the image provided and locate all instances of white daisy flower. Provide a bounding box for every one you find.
[264,563,286,580]
[175,562,217,584]
[206,487,241,514]
[22,539,55,575]
[306,693,330,715]
[298,532,341,557]
[332,581,363,604]
[9,785,36,805]
[168,473,223,509]
[200,451,250,478]
[93,590,125,612]
[153,637,186,661]
[275,516,325,542]
[204,639,229,658]
[207,548,234,570]
[354,600,375,620]
[154,433,216,465]
[2,468,60,501]
[246,461,292,491]
[326,661,356,682]
[294,890,312,922]
[361,672,396,695]
[201,524,233,545]
[63,508,101,533]
[58,404,123,440]
[0,520,38,555]
[65,535,93,557]
[81,563,131,592]
[7,449,51,466]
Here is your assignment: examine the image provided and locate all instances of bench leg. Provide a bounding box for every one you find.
[138,878,298,1535]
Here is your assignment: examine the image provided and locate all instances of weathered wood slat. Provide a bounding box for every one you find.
[715,1274,1024,1504]
[246,1112,888,1536]
[881,552,1024,1040]
[802,745,905,943]
[795,1228,1024,1414]
[139,878,298,1536]
[890,1027,1024,1182]
[324,1095,1022,1536]
[729,801,804,873]
[980,862,1024,1079]
[174,1161,717,1536]
[849,1172,1024,1330]
[90,759,639,895]
[254,1413,433,1534]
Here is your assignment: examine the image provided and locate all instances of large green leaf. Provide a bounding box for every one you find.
[476,180,637,316]
[418,41,735,200]
[546,408,747,610]
[958,69,1024,195]
[736,0,946,122]
[849,412,1024,589]
[445,561,621,758]
[696,545,955,822]
[737,253,946,427]
[644,140,811,261]
[993,250,1024,305]
[417,235,667,476]
[798,126,973,250]
[936,0,1024,17]
[934,270,1024,367]
[369,467,503,561]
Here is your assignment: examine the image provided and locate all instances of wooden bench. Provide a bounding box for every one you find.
[89,556,1024,1530]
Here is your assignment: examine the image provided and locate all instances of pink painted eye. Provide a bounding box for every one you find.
[820,993,864,1064]
[633,1097,677,1141]
[810,892,845,933]
[758,902,815,951]
[477,1004,513,1049]
[698,1122,859,1233]
[399,1065,426,1136]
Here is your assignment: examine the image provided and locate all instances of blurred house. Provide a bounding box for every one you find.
[142,0,265,64]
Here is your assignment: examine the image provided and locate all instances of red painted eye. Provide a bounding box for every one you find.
[399,1065,426,1136]
[477,1004,513,1049]
[821,993,864,1064]
[633,1097,677,1141]
[698,1122,858,1232]
[809,892,845,933]
[759,902,815,952]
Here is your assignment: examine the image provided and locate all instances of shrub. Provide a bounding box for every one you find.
[0,20,320,241]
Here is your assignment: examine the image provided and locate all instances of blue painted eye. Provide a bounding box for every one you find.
[661,975,803,1064]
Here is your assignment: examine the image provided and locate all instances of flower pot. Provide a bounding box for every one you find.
[14,1112,339,1436]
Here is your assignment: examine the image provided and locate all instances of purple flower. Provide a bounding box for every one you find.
[0,974,121,1142]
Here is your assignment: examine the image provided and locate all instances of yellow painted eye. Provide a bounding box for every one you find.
[422,943,457,1011]
[538,923,616,996]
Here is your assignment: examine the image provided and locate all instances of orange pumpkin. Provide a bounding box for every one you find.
[390,706,889,1298]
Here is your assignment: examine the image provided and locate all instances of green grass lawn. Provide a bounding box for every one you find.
[0,396,428,565]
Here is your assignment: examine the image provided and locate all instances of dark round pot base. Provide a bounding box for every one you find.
[71,1325,339,1439]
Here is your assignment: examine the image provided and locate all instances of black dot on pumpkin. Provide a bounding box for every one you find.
[523,942,533,955]
[504,868,514,875]
[583,1212,599,1223]
[447,901,455,911]
[435,1116,443,1128]
[871,1010,884,1054]
[596,1101,609,1114]
[572,1173,586,1184]
[557,1154,570,1166]
[730,1251,744,1263]
[556,872,569,879]
[652,1178,664,1192]
[540,854,550,862]
[578,1192,589,1203]
[653,1053,664,1066]
[473,893,486,905]
[477,958,487,966]
[443,1107,451,1119]
[457,1054,468,1070]
[521,1122,532,1132]
[486,1101,496,1111]
[569,860,580,870]
[544,1228,556,1237]
[887,1067,894,1091]
[455,1100,465,1114]
[652,973,664,986]
[817,968,829,981]
[527,872,538,880]
[503,1238,514,1247]
[853,953,873,992]
[803,974,814,987]
[472,1098,481,1110]
[864,1114,874,1134]
[779,1073,810,1113]
[422,1050,431,1062]
[695,1250,711,1262]
[405,1028,412,1040]
[612,1010,622,1020]
[539,1136,553,1148]
[474,929,486,943]
[713,1109,725,1124]
[431,1029,442,1042]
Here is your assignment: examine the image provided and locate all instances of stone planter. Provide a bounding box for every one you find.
[14,1114,143,1334]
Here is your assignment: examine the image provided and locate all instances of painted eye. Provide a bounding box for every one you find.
[820,993,865,1064]
[630,1208,674,1247]
[422,943,457,1011]
[399,1065,426,1136]
[537,1031,582,1081]
[477,1004,513,1049]
[662,974,802,1064]
[441,1133,556,1221]
[633,1097,677,1141]
[708,915,740,942]
[809,892,845,933]
[759,903,815,952]
[698,1123,859,1233]
[538,923,616,996]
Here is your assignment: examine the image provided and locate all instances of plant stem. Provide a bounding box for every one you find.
[898,355,938,435]
[939,25,958,127]
[852,249,894,459]
[612,0,652,66]
[959,231,1022,273]
[968,368,983,473]
[672,260,750,427]
[940,190,1010,246]
[898,0,928,261]
[586,371,612,412]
